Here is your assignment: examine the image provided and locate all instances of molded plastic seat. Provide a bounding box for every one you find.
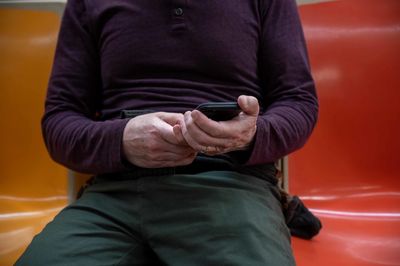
[291,1,400,265]
[0,7,67,265]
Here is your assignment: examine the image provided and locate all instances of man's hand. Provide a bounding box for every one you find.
[174,95,259,155]
[122,112,197,168]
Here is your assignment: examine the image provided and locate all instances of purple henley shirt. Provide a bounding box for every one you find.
[42,0,318,174]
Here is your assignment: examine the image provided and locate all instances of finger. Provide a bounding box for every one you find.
[157,112,184,126]
[183,111,233,151]
[190,110,227,137]
[179,112,201,150]
[180,111,208,151]
[157,120,181,145]
[192,108,257,138]
[237,95,259,116]
[141,129,195,156]
[156,113,194,147]
[173,123,189,146]
[190,110,258,152]
[157,118,191,148]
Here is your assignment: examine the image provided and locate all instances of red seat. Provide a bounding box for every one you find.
[291,0,400,265]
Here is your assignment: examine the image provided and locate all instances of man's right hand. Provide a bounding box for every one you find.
[122,112,197,168]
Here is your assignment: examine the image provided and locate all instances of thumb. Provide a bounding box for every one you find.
[157,112,184,126]
[238,95,259,116]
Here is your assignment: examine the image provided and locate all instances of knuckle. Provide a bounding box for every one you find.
[177,113,184,120]
[144,122,157,131]
[146,141,159,153]
[150,128,161,138]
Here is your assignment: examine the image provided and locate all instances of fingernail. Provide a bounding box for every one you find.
[246,97,252,108]
[240,96,249,109]
[191,110,199,119]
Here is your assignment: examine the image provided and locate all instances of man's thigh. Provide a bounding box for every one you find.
[143,171,295,266]
[15,180,160,266]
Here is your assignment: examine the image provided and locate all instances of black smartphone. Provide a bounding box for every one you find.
[195,102,241,121]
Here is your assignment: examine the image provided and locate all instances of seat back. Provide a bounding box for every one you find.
[0,3,67,265]
[291,0,400,265]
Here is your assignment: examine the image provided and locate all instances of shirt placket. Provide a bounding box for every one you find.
[170,0,187,32]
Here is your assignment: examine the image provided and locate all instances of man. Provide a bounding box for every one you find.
[16,0,318,265]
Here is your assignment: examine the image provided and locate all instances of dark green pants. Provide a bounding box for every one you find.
[16,171,295,265]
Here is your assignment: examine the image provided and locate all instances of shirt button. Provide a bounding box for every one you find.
[174,8,184,16]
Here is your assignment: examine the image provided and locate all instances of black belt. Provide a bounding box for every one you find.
[97,156,278,185]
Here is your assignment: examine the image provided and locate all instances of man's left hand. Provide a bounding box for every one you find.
[174,95,259,155]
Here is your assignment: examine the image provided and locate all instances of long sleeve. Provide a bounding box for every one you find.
[42,0,130,174]
[245,0,319,165]
[42,0,318,173]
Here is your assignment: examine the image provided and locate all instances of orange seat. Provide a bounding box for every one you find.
[291,0,400,265]
[0,7,67,265]
[2,1,399,265]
